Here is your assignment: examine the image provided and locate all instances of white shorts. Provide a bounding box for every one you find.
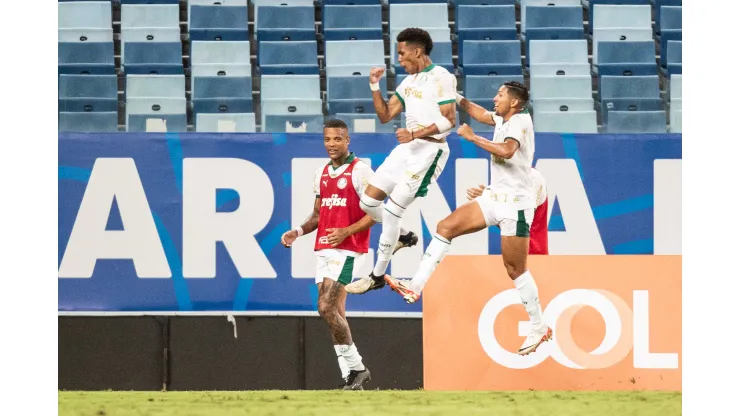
[370,139,450,206]
[474,188,535,237]
[315,249,367,285]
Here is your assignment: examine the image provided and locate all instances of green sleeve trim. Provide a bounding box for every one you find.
[394,91,406,110]
[438,99,455,105]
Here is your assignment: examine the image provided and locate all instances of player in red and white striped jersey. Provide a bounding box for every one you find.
[280,120,375,390]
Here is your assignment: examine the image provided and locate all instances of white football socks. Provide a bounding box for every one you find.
[372,202,405,277]
[513,270,545,332]
[336,343,365,372]
[409,234,451,293]
[333,345,350,380]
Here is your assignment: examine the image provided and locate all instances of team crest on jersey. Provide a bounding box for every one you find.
[337,177,348,189]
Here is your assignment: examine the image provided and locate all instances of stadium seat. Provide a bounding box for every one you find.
[192,77,253,115]
[666,40,682,75]
[263,115,326,133]
[332,113,400,133]
[455,0,515,3]
[599,75,660,100]
[524,6,583,40]
[126,93,187,132]
[670,74,682,102]
[597,41,657,76]
[593,5,652,30]
[388,0,447,3]
[125,74,185,99]
[528,39,589,76]
[588,0,650,34]
[460,40,522,76]
[604,111,667,133]
[195,113,257,133]
[655,0,682,32]
[256,6,315,42]
[121,4,179,28]
[325,40,384,77]
[532,98,594,113]
[121,0,179,3]
[592,28,653,66]
[58,1,111,30]
[190,41,251,77]
[394,42,454,76]
[520,0,581,36]
[659,6,682,68]
[463,75,524,101]
[189,4,248,41]
[389,3,449,30]
[327,76,387,114]
[258,41,319,75]
[58,42,115,75]
[529,75,592,101]
[58,29,114,43]
[323,5,383,41]
[260,75,322,127]
[59,74,118,113]
[534,110,599,133]
[59,112,119,133]
[122,42,184,74]
[670,75,682,133]
[456,5,517,63]
[323,0,381,4]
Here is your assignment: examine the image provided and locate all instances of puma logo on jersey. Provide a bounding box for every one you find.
[321,194,347,209]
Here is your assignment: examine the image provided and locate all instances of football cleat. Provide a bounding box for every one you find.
[384,275,420,304]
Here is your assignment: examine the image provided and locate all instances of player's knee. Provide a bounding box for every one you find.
[360,194,384,223]
[504,261,526,280]
[317,298,336,318]
[382,199,405,226]
[435,218,455,240]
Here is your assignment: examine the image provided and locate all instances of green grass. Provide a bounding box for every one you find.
[59,390,681,416]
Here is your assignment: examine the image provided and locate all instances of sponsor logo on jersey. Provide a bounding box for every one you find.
[321,193,347,209]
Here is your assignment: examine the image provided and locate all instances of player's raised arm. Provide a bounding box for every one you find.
[457,123,520,160]
[456,93,496,126]
[369,67,403,123]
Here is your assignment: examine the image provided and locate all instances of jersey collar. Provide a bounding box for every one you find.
[421,63,436,73]
[328,152,356,169]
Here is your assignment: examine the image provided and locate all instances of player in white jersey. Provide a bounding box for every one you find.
[384,81,553,355]
[345,28,457,295]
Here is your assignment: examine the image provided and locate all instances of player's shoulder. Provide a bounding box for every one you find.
[430,64,452,76]
[352,157,374,174]
[314,162,328,178]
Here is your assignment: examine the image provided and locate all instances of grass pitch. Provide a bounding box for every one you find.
[59,390,681,416]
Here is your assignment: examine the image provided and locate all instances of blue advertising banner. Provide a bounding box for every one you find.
[58,132,682,313]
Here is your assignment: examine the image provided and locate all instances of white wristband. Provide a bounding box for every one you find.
[433,116,453,134]
[455,92,465,105]
[369,82,380,92]
[294,226,304,236]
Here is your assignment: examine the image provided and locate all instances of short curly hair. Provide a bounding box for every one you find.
[503,81,529,107]
[396,28,434,55]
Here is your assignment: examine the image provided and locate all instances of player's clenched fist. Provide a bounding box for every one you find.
[369,67,385,84]
[457,123,474,140]
[396,128,413,144]
[466,184,486,201]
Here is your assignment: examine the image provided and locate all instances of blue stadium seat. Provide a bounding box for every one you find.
[597,41,657,76]
[192,77,253,115]
[121,4,179,28]
[258,41,319,75]
[327,76,387,114]
[263,115,326,133]
[123,42,183,74]
[389,27,451,68]
[190,41,251,77]
[588,0,650,34]
[58,29,114,43]
[599,75,660,100]
[59,112,119,133]
[390,3,449,31]
[323,5,383,41]
[463,75,523,101]
[534,110,598,133]
[530,75,592,101]
[332,113,400,133]
[394,42,453,76]
[323,0,380,4]
[528,39,589,76]
[58,42,115,75]
[659,6,682,68]
[120,27,181,46]
[256,6,315,42]
[125,74,184,97]
[604,111,667,133]
[126,95,187,132]
[389,0,447,3]
[120,0,179,3]
[666,40,681,75]
[455,0,515,3]
[592,28,654,67]
[655,0,682,32]
[59,74,118,112]
[520,0,581,36]
[195,113,256,133]
[460,41,522,76]
[325,40,384,77]
[457,5,517,63]
[532,98,594,113]
[58,1,111,29]
[524,6,583,40]
[260,75,323,127]
[189,5,248,41]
